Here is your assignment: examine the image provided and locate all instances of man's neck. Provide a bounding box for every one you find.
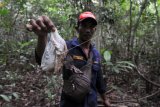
[78,39,91,58]
[79,39,91,49]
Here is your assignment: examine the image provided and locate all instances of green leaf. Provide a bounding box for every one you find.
[105,61,113,66]
[120,0,129,10]
[100,48,106,55]
[0,9,9,15]
[12,92,19,100]
[111,85,119,90]
[0,85,3,89]
[117,61,136,68]
[158,0,160,6]
[117,65,133,70]
[112,67,120,73]
[148,3,156,14]
[0,94,10,102]
[103,51,112,62]
[117,68,129,72]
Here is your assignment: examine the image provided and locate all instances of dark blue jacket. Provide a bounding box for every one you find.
[60,37,106,107]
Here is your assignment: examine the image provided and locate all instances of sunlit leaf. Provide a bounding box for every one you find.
[0,94,10,102]
[148,3,156,14]
[158,0,160,6]
[103,51,112,62]
[105,61,113,66]
[12,92,19,100]
[117,61,136,68]
[119,65,133,70]
[0,85,3,89]
[112,67,120,73]
[0,2,5,8]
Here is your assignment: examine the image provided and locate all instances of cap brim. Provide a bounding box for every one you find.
[79,17,97,26]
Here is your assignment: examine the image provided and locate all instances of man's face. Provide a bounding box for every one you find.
[77,19,96,42]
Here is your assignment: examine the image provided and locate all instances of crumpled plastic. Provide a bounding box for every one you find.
[41,29,67,73]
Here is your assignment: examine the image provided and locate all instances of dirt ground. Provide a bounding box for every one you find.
[0,59,159,107]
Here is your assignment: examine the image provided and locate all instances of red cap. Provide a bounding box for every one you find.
[78,11,97,26]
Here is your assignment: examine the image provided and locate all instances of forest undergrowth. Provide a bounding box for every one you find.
[0,54,159,107]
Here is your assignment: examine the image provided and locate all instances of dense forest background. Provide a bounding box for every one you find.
[0,0,160,107]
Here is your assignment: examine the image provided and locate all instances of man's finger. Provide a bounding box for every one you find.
[36,17,47,31]
[30,19,41,30]
[26,24,33,31]
[42,16,55,32]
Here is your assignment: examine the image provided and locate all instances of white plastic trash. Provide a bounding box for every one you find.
[41,29,67,73]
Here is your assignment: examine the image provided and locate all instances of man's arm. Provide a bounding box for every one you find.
[26,16,55,64]
[96,63,111,107]
[35,35,47,64]
[100,93,111,107]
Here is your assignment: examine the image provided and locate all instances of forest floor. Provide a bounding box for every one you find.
[0,57,159,107]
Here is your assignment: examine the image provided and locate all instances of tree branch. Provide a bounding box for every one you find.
[109,89,160,103]
[12,7,20,26]
[138,89,160,101]
[105,89,115,94]
[135,68,160,87]
[130,0,148,59]
[110,100,137,103]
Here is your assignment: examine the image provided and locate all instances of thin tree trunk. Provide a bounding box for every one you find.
[130,0,148,61]
[154,0,160,74]
[128,0,132,58]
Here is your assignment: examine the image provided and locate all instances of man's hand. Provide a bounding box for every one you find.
[103,98,111,107]
[100,93,112,107]
[26,15,55,36]
[26,16,55,60]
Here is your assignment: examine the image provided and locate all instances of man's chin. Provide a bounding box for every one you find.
[84,35,92,40]
[82,38,91,42]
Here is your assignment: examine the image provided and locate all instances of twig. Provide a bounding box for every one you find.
[109,89,159,103]
[109,89,160,104]
[106,89,115,94]
[110,100,137,103]
[135,68,160,87]
[12,7,20,26]
[138,89,160,101]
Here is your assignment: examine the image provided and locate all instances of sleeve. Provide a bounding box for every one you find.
[95,53,107,94]
[96,65,107,94]
[35,49,41,65]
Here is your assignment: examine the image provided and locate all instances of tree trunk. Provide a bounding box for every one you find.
[128,0,132,59]
[130,0,148,61]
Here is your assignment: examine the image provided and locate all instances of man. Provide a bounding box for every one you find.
[26,11,111,107]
